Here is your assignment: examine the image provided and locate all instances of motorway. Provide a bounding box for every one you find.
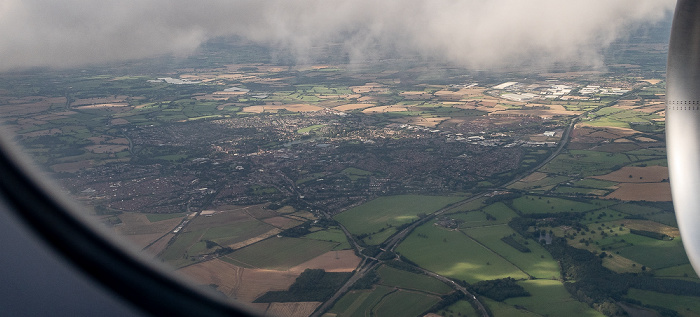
[311,115,583,317]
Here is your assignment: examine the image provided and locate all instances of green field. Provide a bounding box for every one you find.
[625,288,700,317]
[573,178,618,189]
[655,264,700,281]
[611,203,662,216]
[145,212,186,222]
[508,175,571,192]
[504,280,604,317]
[464,225,560,279]
[297,124,325,134]
[328,286,393,317]
[397,223,528,283]
[453,211,490,228]
[377,265,453,295]
[616,236,689,269]
[511,195,598,214]
[335,195,464,243]
[373,290,440,317]
[481,202,520,224]
[540,150,632,176]
[223,237,336,270]
[481,298,539,317]
[304,227,352,250]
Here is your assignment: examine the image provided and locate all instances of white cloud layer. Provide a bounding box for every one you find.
[0,0,675,71]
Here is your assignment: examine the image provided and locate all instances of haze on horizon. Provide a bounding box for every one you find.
[0,0,675,72]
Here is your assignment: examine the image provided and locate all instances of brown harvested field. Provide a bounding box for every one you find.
[362,105,408,113]
[289,250,361,273]
[178,259,298,302]
[115,212,183,236]
[604,183,671,201]
[50,160,93,173]
[111,118,130,125]
[520,172,548,183]
[333,104,373,111]
[262,216,303,229]
[351,83,387,94]
[266,302,321,317]
[242,104,322,113]
[641,79,663,85]
[620,219,680,237]
[571,125,638,144]
[145,233,174,255]
[593,166,669,183]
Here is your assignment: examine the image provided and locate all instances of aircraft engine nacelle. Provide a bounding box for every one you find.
[667,0,700,276]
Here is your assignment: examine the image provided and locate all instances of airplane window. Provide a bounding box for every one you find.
[2,1,696,317]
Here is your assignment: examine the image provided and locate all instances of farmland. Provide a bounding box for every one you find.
[396,222,528,283]
[222,237,337,270]
[334,195,464,244]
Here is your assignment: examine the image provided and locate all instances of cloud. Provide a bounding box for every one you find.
[0,0,675,71]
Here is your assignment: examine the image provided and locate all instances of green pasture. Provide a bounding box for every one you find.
[328,286,393,317]
[297,124,325,134]
[436,300,482,317]
[540,150,632,176]
[505,280,604,317]
[304,228,352,250]
[377,265,453,295]
[655,264,700,281]
[616,236,689,269]
[335,195,464,242]
[453,211,490,229]
[481,203,519,225]
[396,223,527,283]
[580,208,626,224]
[224,237,336,270]
[508,175,570,192]
[626,288,700,317]
[511,195,598,214]
[341,167,373,181]
[373,290,440,317]
[482,298,540,317]
[611,203,661,216]
[464,225,560,279]
[145,212,186,222]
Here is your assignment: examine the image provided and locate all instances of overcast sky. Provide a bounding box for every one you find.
[0,0,675,71]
